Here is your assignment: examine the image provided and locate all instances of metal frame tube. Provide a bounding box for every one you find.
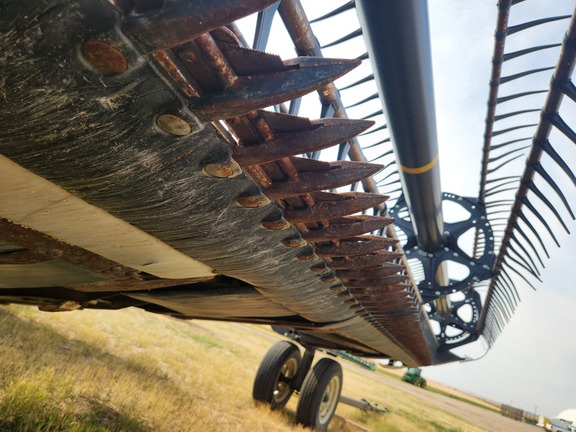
[356,0,444,252]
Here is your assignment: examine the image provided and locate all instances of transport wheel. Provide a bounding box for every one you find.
[253,341,301,409]
[296,358,343,431]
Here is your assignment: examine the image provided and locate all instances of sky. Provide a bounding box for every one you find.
[423,0,576,418]
[238,0,576,419]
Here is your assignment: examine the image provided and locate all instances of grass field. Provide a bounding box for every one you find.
[0,304,491,431]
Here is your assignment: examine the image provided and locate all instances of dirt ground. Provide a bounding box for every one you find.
[384,367,500,411]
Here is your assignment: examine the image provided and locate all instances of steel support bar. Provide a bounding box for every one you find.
[356,0,452,319]
[355,0,444,252]
[339,394,390,413]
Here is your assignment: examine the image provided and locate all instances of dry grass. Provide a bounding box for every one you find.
[0,305,489,431]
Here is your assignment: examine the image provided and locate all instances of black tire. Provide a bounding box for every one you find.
[296,358,343,431]
[253,341,301,410]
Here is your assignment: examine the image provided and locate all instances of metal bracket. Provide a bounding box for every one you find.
[426,288,483,350]
[390,193,495,302]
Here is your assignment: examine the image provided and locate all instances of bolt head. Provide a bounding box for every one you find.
[296,252,318,261]
[236,194,270,208]
[157,114,191,136]
[281,238,307,248]
[261,220,290,230]
[203,160,242,178]
[82,39,127,73]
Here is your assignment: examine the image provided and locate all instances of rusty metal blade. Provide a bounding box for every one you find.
[283,192,388,223]
[335,264,405,282]
[314,235,398,257]
[325,251,404,269]
[257,110,312,131]
[346,276,409,289]
[301,215,394,241]
[359,298,414,309]
[263,161,383,198]
[191,57,361,121]
[232,118,374,166]
[123,0,278,53]
[218,43,285,75]
[352,294,411,305]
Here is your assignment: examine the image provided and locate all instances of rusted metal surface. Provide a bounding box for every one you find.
[0,0,436,366]
[151,51,201,99]
[336,265,406,282]
[283,193,389,223]
[263,160,383,198]
[325,252,404,269]
[0,219,135,281]
[300,216,394,241]
[156,114,192,136]
[73,276,216,293]
[188,55,361,121]
[122,0,278,53]
[232,117,374,166]
[277,0,380,195]
[344,276,409,289]
[81,39,128,73]
[314,236,398,257]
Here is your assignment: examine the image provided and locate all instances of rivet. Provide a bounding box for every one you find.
[281,238,308,248]
[261,219,290,230]
[203,160,242,178]
[310,264,327,273]
[236,194,270,208]
[321,273,338,283]
[296,252,318,261]
[157,114,191,136]
[82,39,127,73]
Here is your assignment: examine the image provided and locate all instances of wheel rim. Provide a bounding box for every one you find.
[273,357,298,403]
[317,375,341,425]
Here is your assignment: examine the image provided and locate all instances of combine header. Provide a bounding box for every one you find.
[1,0,575,429]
